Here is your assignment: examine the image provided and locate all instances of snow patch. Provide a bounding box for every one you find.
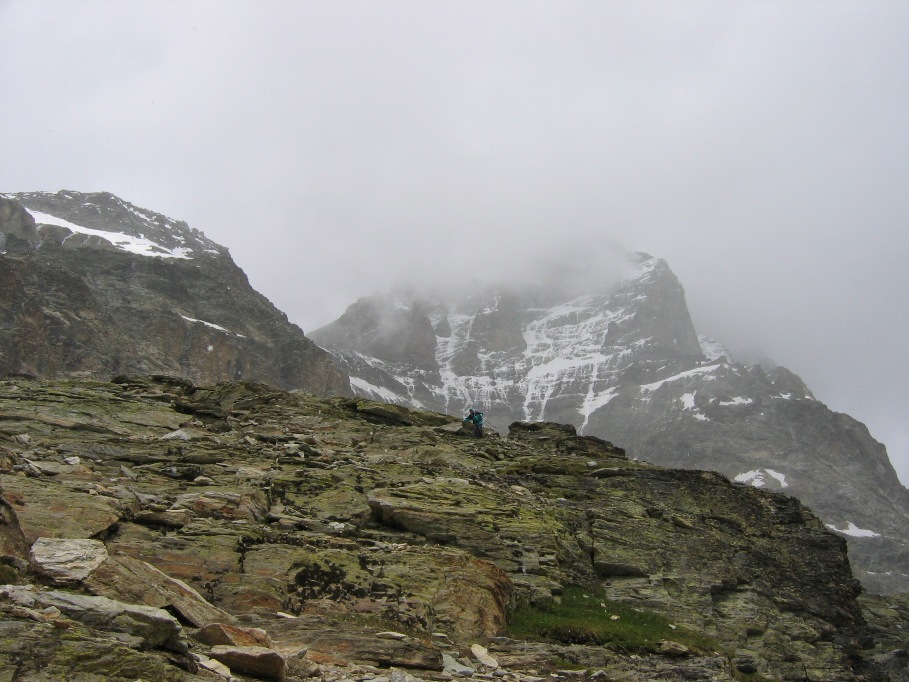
[719,396,754,406]
[734,468,788,489]
[579,386,618,432]
[766,469,788,487]
[349,377,408,404]
[678,392,710,421]
[181,315,244,338]
[25,208,193,259]
[640,365,720,392]
[735,470,765,487]
[826,522,880,538]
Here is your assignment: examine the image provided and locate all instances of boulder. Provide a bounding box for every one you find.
[193,622,272,648]
[209,645,286,680]
[84,552,235,627]
[29,537,109,584]
[470,643,499,668]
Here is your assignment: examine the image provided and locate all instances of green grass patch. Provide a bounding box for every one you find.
[508,585,720,655]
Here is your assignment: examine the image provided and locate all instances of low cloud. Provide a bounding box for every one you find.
[1,0,907,482]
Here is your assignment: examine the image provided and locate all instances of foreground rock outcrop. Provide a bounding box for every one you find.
[0,376,902,680]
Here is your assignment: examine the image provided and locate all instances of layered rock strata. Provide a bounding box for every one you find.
[0,376,899,681]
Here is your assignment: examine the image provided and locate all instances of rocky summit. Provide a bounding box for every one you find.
[311,255,909,595]
[0,375,906,681]
[0,191,349,397]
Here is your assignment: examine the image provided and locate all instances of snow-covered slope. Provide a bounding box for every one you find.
[3,190,224,259]
[314,254,702,429]
[312,252,909,594]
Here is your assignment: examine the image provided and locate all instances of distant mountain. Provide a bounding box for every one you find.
[311,253,909,594]
[0,190,350,396]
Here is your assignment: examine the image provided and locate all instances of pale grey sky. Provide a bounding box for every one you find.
[2,1,908,483]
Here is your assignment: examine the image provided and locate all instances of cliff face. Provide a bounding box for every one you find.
[0,191,349,397]
[0,376,901,681]
[311,254,909,595]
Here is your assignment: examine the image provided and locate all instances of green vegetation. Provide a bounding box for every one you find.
[0,565,20,585]
[732,671,779,682]
[508,585,719,655]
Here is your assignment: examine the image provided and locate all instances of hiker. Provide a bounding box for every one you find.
[464,408,484,438]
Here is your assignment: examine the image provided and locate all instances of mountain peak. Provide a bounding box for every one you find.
[0,191,349,396]
[314,252,909,594]
[4,190,226,260]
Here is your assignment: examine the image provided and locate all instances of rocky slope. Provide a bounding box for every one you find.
[0,375,905,681]
[0,191,349,397]
[310,255,909,595]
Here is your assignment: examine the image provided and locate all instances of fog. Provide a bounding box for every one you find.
[2,1,907,483]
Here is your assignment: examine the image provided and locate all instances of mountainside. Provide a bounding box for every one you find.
[0,191,349,397]
[0,375,905,681]
[311,254,909,595]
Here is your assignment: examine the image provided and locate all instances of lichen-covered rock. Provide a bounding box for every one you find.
[83,552,235,627]
[1,474,123,542]
[2,585,188,652]
[0,376,895,681]
[267,625,444,671]
[0,617,204,681]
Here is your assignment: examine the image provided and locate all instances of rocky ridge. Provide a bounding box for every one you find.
[0,375,904,681]
[310,255,909,595]
[0,191,349,397]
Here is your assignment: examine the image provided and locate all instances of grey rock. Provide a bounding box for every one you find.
[471,643,499,668]
[442,653,476,676]
[8,586,188,652]
[29,537,109,584]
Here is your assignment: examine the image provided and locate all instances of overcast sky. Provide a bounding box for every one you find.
[2,1,908,483]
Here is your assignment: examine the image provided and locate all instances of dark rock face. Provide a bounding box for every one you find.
[312,254,909,594]
[0,199,38,247]
[0,192,349,397]
[0,376,899,680]
[312,294,440,370]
